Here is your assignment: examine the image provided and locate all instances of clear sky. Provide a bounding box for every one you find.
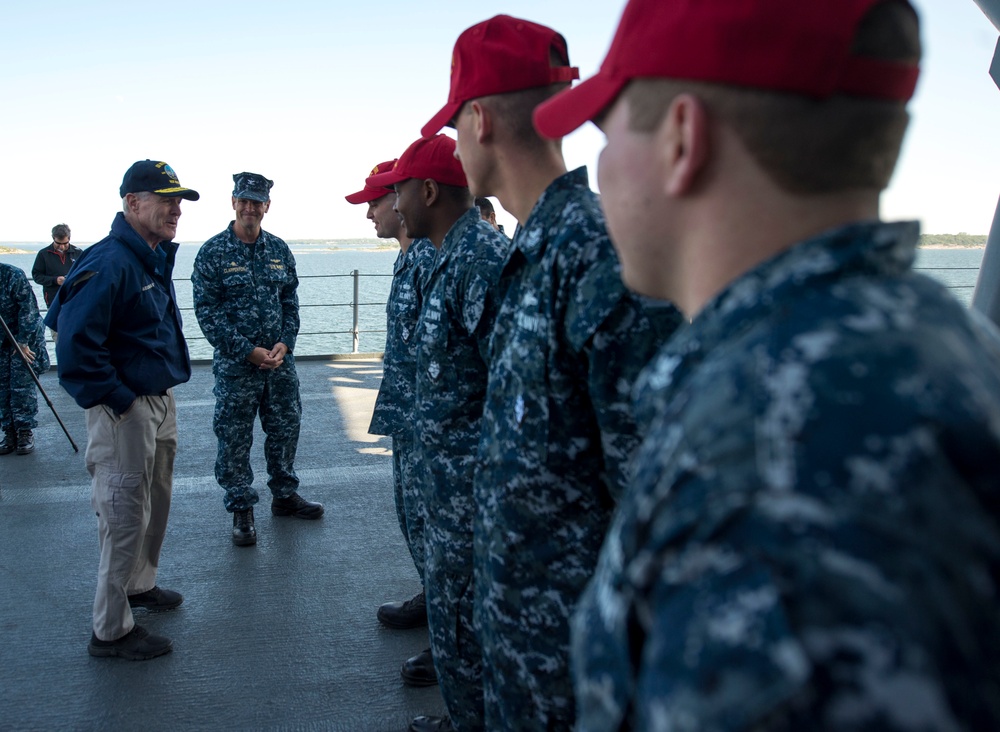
[1,0,999,243]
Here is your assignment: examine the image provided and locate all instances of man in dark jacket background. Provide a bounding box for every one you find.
[45,160,196,661]
[32,223,82,343]
[32,223,82,307]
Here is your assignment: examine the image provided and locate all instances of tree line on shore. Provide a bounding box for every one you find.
[919,233,987,247]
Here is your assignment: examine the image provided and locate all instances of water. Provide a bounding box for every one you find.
[913,247,984,306]
[0,243,985,359]
[0,241,399,360]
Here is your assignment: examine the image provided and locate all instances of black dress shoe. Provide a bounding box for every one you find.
[0,430,15,455]
[15,429,33,455]
[401,647,437,687]
[408,716,452,732]
[377,590,427,629]
[128,586,183,611]
[88,624,173,660]
[271,492,324,519]
[233,508,257,546]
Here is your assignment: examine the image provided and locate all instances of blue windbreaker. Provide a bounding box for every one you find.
[45,212,191,413]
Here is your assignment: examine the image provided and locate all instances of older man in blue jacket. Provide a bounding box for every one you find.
[46,160,196,661]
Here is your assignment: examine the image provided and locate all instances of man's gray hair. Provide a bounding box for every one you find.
[122,191,153,213]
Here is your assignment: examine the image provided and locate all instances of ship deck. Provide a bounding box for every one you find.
[0,358,446,731]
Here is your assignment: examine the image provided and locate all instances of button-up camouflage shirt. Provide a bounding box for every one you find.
[573,221,1000,731]
[370,238,436,437]
[192,223,299,364]
[472,167,682,726]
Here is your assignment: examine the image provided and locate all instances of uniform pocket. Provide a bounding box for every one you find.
[222,269,255,303]
[94,470,145,528]
[482,294,551,469]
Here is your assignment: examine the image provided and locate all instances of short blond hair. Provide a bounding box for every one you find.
[624,1,920,194]
[477,82,572,151]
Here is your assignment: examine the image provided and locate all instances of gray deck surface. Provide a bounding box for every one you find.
[0,358,446,731]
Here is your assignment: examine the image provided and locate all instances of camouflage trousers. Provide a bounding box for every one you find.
[392,434,425,584]
[0,344,38,432]
[425,523,484,732]
[475,551,578,730]
[212,360,301,512]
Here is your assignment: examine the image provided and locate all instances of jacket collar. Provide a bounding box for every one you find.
[111,212,178,282]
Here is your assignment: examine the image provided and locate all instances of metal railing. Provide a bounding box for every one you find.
[39,270,395,360]
[175,270,394,357]
[34,266,982,360]
[913,265,980,301]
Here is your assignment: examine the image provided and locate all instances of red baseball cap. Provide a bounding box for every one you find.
[368,135,468,189]
[421,14,580,138]
[534,0,920,139]
[345,160,397,204]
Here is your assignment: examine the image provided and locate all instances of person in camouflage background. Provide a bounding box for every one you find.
[535,0,1000,729]
[422,15,683,731]
[346,160,439,688]
[369,135,509,732]
[0,262,48,456]
[375,233,435,602]
[192,172,324,548]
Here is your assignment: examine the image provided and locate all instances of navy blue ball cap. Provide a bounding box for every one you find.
[233,172,274,202]
[119,160,200,200]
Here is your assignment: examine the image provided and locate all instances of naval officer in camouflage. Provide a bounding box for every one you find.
[369,135,509,732]
[536,0,1000,729]
[423,16,682,730]
[346,160,439,687]
[192,172,323,547]
[0,262,48,456]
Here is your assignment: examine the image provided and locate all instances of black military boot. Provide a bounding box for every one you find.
[401,647,438,687]
[232,507,256,546]
[378,590,428,629]
[15,429,33,455]
[271,491,324,519]
[0,429,15,455]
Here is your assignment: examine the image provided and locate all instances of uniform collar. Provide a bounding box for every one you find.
[430,207,483,275]
[634,219,921,426]
[513,166,590,263]
[111,212,177,281]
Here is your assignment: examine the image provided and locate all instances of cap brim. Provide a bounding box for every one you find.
[345,187,392,205]
[420,100,463,139]
[367,169,408,189]
[533,73,626,140]
[154,187,200,201]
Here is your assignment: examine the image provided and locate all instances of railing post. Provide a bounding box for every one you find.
[352,269,360,354]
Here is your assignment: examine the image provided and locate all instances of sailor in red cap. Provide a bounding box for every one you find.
[347,161,438,688]
[536,1,1000,730]
[422,13,682,732]
[370,135,510,732]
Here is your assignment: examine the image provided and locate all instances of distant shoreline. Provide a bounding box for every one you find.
[921,245,986,250]
[0,243,397,255]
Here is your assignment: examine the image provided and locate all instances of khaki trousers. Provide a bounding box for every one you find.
[85,391,177,641]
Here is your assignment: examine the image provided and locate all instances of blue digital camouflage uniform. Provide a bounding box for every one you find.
[473,167,683,731]
[369,237,437,582]
[0,264,48,433]
[414,208,509,732]
[573,221,1000,732]
[192,223,302,511]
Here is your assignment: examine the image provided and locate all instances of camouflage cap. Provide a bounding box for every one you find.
[233,172,273,202]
